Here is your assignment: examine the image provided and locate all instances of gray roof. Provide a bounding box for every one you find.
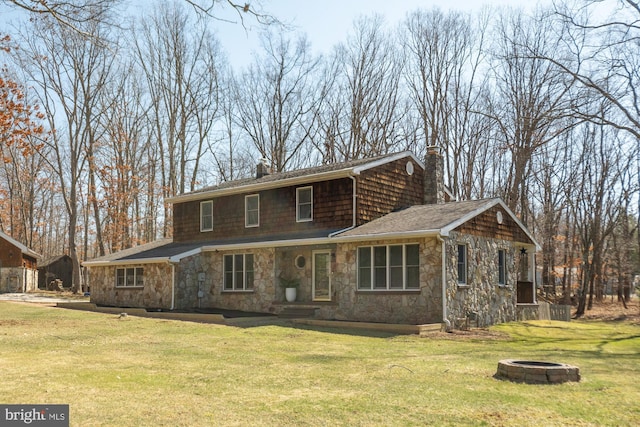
[167,151,423,203]
[84,198,540,267]
[84,238,174,264]
[84,229,341,265]
[337,199,496,238]
[38,254,71,268]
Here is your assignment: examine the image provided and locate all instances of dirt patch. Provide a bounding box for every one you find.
[422,328,510,340]
[579,299,640,324]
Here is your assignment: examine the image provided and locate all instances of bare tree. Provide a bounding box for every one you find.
[567,118,629,317]
[320,15,406,162]
[551,1,640,275]
[401,8,490,199]
[2,0,120,36]
[234,30,321,172]
[134,3,223,236]
[14,9,116,292]
[486,7,578,220]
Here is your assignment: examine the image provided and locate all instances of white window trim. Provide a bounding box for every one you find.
[457,244,468,286]
[200,200,213,232]
[245,194,260,228]
[498,249,507,286]
[115,267,144,288]
[223,253,255,292]
[296,186,313,222]
[357,244,420,291]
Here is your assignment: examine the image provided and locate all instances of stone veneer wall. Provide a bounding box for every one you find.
[89,263,174,309]
[0,267,38,293]
[329,238,443,324]
[445,231,519,327]
[175,248,276,312]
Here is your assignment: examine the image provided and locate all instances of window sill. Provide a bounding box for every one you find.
[497,284,513,290]
[457,284,469,289]
[356,290,421,295]
[221,290,254,293]
[115,286,144,289]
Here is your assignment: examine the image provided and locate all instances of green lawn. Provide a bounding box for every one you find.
[1,302,638,426]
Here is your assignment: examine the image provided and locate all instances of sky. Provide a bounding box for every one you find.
[204,0,557,69]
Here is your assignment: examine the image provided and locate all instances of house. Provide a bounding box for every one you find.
[0,230,40,293]
[38,255,73,289]
[84,149,540,327]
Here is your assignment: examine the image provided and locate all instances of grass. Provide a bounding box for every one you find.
[1,302,639,426]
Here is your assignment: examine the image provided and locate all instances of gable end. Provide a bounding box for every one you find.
[454,205,533,245]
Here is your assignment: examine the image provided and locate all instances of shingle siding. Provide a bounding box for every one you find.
[173,178,354,243]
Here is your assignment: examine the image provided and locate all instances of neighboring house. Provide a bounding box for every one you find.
[0,230,40,293]
[38,255,73,289]
[84,149,540,327]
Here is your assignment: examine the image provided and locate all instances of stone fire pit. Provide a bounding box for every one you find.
[496,359,580,384]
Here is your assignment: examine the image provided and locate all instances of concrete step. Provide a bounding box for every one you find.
[278,307,318,319]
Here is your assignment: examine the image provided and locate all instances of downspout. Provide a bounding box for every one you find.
[170,262,176,310]
[438,235,451,332]
[328,175,357,238]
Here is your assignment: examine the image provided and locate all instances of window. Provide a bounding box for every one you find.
[457,244,467,285]
[245,194,259,227]
[358,244,420,290]
[296,186,313,222]
[223,254,254,291]
[200,200,213,232]
[498,249,507,286]
[116,267,144,287]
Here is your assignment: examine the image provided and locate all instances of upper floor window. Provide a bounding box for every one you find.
[457,244,467,285]
[357,244,420,290]
[245,194,259,228]
[200,200,213,232]
[296,186,313,222]
[498,249,507,286]
[116,267,144,288]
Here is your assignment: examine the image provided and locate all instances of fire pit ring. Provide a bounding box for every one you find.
[496,359,580,384]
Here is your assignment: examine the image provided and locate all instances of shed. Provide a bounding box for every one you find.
[38,255,73,289]
[0,230,40,293]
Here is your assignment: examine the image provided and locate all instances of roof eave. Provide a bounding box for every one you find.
[331,229,442,242]
[440,198,541,251]
[83,257,171,267]
[166,168,355,204]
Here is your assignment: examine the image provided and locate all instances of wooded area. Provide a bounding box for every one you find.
[0,0,638,315]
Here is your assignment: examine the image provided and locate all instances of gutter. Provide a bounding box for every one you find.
[83,257,170,267]
[170,262,176,310]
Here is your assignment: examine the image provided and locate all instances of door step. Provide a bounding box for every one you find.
[278,307,318,319]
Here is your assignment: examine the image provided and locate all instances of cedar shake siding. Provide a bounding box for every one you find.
[356,157,424,225]
[0,238,37,269]
[454,205,534,245]
[173,178,354,243]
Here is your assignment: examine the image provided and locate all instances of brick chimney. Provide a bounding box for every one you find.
[256,158,271,179]
[424,146,445,204]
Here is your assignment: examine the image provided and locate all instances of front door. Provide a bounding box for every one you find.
[312,251,331,301]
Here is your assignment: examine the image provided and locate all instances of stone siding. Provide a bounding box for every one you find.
[330,238,443,324]
[445,231,519,327]
[90,263,173,309]
[175,248,276,313]
[0,267,38,293]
